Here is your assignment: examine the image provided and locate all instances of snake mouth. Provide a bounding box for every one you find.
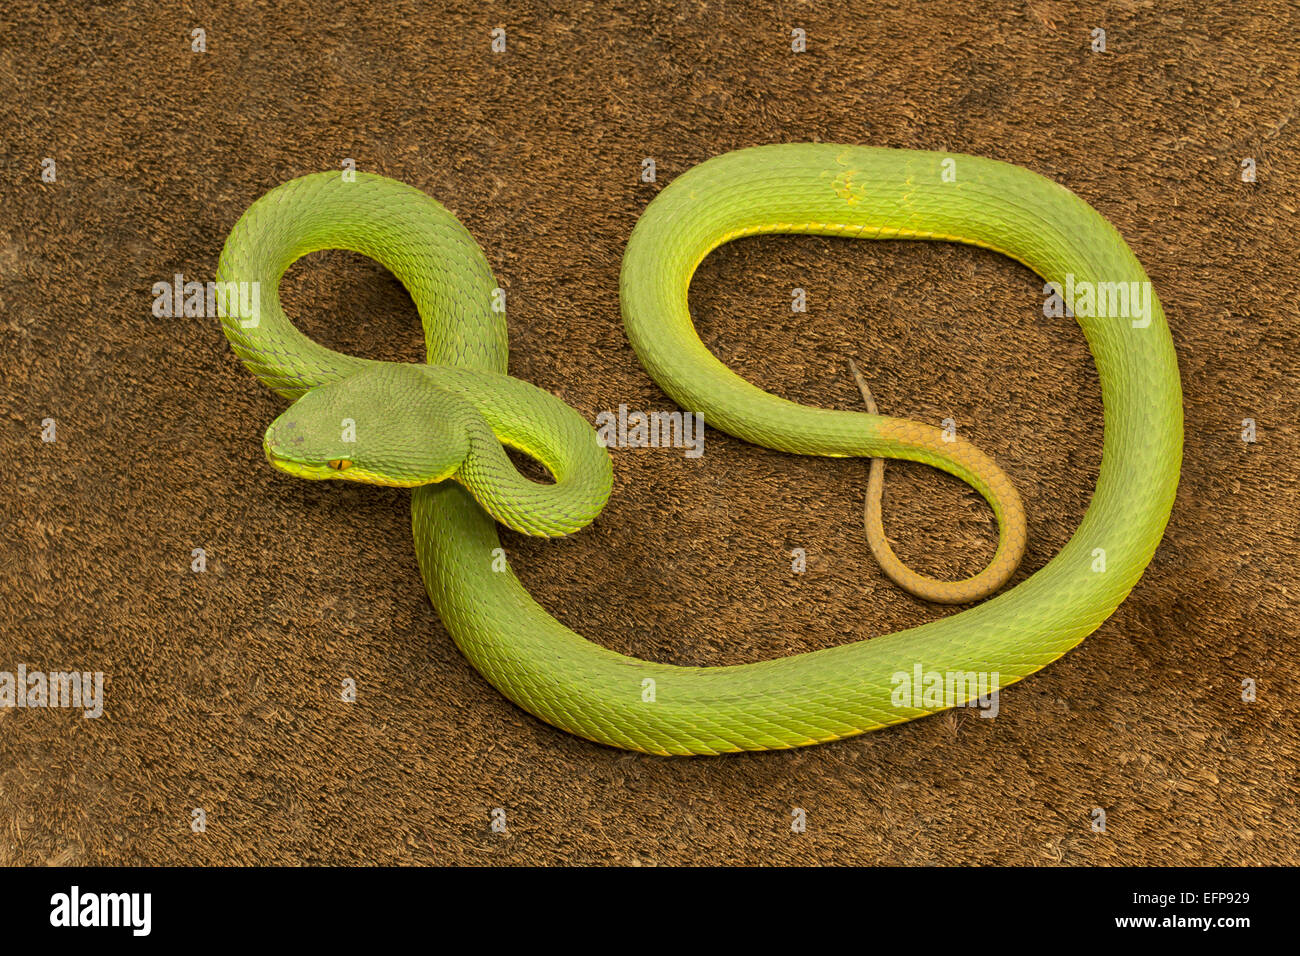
[266,452,415,486]
[263,445,457,488]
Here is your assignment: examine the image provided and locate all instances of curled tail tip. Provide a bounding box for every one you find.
[847,357,879,415]
[851,367,1026,604]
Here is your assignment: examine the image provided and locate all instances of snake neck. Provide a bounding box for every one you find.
[421,366,614,538]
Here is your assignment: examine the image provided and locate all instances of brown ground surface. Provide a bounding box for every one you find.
[0,1,1296,865]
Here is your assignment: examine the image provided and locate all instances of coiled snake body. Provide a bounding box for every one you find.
[216,145,1182,755]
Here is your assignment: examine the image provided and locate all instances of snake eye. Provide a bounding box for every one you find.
[327,459,352,471]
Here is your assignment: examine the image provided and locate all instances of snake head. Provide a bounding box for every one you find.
[263,365,471,487]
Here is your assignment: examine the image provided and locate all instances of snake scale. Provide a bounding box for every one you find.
[215,144,1182,755]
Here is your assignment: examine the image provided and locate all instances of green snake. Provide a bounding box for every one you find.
[215,144,1182,755]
